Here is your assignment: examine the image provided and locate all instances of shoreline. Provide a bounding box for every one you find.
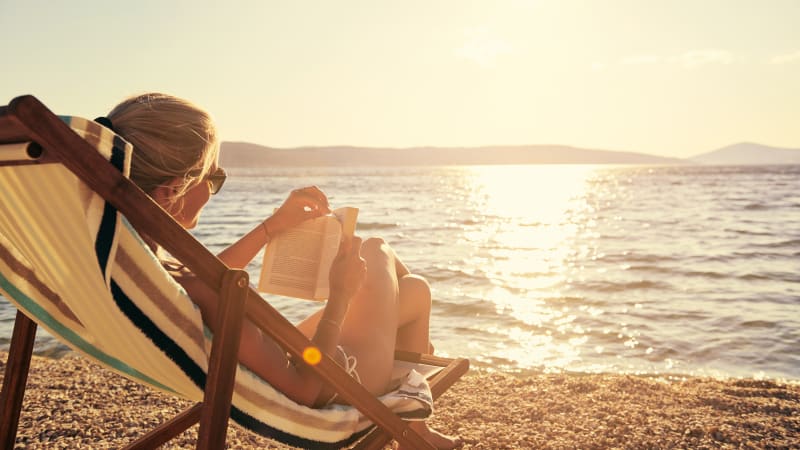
[10,345,800,385]
[2,352,799,448]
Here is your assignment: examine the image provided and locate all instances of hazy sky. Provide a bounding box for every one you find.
[1,0,798,158]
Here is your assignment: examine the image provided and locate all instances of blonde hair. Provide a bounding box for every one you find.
[107,93,218,207]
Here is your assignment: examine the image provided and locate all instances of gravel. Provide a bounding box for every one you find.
[2,353,798,449]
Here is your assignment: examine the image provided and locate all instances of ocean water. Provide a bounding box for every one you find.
[2,164,799,380]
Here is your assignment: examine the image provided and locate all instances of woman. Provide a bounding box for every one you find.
[102,93,460,449]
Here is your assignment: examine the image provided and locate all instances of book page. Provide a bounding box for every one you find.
[313,207,359,298]
[313,220,344,299]
[258,207,359,301]
[258,216,333,300]
[334,207,359,239]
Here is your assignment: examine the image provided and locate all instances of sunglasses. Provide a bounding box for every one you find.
[206,167,227,195]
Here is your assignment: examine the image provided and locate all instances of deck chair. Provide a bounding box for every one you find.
[0,95,469,449]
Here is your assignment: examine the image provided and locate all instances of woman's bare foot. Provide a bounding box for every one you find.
[397,421,461,449]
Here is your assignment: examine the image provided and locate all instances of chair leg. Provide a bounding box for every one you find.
[0,310,38,450]
[196,270,249,450]
[122,404,203,450]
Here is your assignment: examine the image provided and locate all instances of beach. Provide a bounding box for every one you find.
[2,352,798,449]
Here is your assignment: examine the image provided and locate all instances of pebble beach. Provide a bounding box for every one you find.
[2,352,798,449]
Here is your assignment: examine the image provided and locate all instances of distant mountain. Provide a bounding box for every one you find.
[691,142,800,165]
[219,142,685,167]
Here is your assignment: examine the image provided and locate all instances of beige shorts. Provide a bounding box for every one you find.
[323,345,361,406]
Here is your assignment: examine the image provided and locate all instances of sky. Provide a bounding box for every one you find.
[1,0,798,158]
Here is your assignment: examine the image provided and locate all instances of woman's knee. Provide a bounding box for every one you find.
[360,237,392,265]
[358,237,398,294]
[399,274,432,310]
[361,236,387,254]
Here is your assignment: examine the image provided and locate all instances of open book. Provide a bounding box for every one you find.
[258,207,358,301]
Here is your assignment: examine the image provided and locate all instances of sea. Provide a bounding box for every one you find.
[1,164,799,381]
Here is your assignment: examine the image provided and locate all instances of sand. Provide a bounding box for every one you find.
[1,352,798,449]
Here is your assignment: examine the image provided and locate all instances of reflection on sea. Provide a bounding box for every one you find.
[405,164,799,379]
[456,165,600,372]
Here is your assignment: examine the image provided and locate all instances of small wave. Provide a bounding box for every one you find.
[357,222,397,231]
[753,238,800,248]
[520,221,544,227]
[541,295,596,305]
[645,309,712,322]
[0,338,72,359]
[737,293,800,306]
[739,272,800,283]
[571,280,670,292]
[724,228,775,237]
[423,266,489,283]
[434,298,495,317]
[625,264,667,273]
[458,218,483,226]
[687,343,728,360]
[676,269,729,280]
[744,203,770,211]
[739,320,776,328]
[699,251,795,263]
[626,265,730,280]
[469,354,523,372]
[603,253,682,264]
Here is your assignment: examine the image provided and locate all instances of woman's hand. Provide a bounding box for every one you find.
[328,236,367,311]
[264,186,331,236]
[216,186,327,269]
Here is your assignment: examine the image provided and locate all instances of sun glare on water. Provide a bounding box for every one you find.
[459,164,604,372]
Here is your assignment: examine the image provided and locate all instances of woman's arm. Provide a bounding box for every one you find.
[215,221,270,269]
[178,236,366,407]
[217,186,331,269]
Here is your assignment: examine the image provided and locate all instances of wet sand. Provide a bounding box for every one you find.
[1,352,798,449]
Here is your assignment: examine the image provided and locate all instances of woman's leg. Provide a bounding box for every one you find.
[377,246,460,449]
[395,274,433,354]
[298,238,459,449]
[298,241,435,357]
[398,275,462,447]
[334,237,399,395]
[298,237,401,396]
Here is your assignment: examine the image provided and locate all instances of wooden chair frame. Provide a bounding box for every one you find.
[0,95,469,450]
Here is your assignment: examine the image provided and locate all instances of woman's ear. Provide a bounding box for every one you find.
[150,178,183,212]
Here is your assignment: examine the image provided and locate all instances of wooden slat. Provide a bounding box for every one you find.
[0,105,30,144]
[0,311,38,449]
[122,404,203,450]
[197,270,249,450]
[427,358,469,399]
